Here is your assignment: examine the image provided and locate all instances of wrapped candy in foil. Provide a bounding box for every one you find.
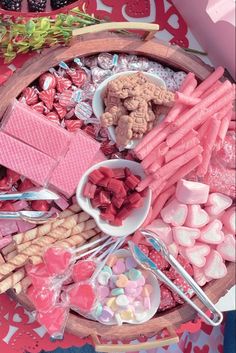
[91,67,112,84]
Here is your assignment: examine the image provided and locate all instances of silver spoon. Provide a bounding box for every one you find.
[0,210,58,223]
[0,188,60,201]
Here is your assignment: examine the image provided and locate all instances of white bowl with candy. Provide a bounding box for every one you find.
[92,71,166,149]
[76,159,152,237]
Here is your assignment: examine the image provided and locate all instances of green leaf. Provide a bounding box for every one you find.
[40,18,50,31]
[65,15,75,26]
[26,20,36,35]
[0,27,7,41]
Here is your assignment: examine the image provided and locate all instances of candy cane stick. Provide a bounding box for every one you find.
[197,118,221,176]
[175,92,201,106]
[192,66,224,98]
[166,89,233,147]
[165,136,200,163]
[150,186,176,222]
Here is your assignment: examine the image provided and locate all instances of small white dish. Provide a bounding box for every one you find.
[92,71,166,149]
[76,159,152,237]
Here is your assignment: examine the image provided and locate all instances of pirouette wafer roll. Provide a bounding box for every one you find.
[192,66,224,98]
[175,92,201,106]
[141,142,168,169]
[178,72,196,92]
[0,254,5,264]
[217,110,233,148]
[17,241,32,253]
[150,186,176,222]
[151,181,167,202]
[134,122,165,154]
[1,241,17,256]
[165,136,200,163]
[5,250,18,262]
[13,277,31,294]
[136,174,154,192]
[199,81,222,99]
[0,268,25,294]
[29,255,43,265]
[79,229,101,240]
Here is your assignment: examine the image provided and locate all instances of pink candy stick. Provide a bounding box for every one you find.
[141,142,168,170]
[166,89,233,147]
[192,66,224,98]
[217,110,233,146]
[151,180,167,202]
[165,136,200,163]
[199,80,222,100]
[153,145,203,181]
[175,92,201,106]
[134,121,165,154]
[178,72,196,92]
[163,155,202,192]
[197,119,211,142]
[148,158,164,174]
[136,174,154,192]
[197,117,221,177]
[173,80,232,130]
[150,186,175,222]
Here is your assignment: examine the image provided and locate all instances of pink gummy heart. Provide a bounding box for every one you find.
[67,283,96,312]
[217,234,236,262]
[27,286,57,311]
[146,219,173,245]
[43,247,73,276]
[72,260,96,282]
[160,199,188,226]
[193,266,211,286]
[185,205,209,228]
[199,220,224,245]
[205,192,232,216]
[37,305,69,337]
[185,243,211,268]
[204,250,227,279]
[221,207,236,234]
[172,226,200,247]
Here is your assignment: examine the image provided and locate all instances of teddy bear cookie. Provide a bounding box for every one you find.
[101,72,175,147]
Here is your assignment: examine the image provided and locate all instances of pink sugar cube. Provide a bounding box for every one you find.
[1,100,71,159]
[0,219,18,236]
[0,131,56,185]
[49,129,100,197]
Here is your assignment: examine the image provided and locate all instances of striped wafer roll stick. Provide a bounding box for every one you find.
[175,92,201,106]
[150,186,176,223]
[13,277,31,294]
[178,72,196,92]
[197,118,221,177]
[17,241,32,253]
[151,180,167,202]
[141,142,168,170]
[192,66,224,98]
[79,229,102,241]
[29,255,43,266]
[197,119,211,142]
[0,268,25,294]
[55,233,86,248]
[165,136,200,163]
[134,121,166,154]
[4,250,18,262]
[199,81,222,99]
[1,241,17,256]
[163,155,202,192]
[216,110,233,148]
[148,158,164,174]
[136,174,154,192]
[166,89,233,147]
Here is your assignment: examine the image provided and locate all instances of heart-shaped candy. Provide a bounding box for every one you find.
[146,219,173,245]
[173,226,200,247]
[185,205,209,228]
[199,220,224,244]
[112,259,126,275]
[205,192,232,216]
[204,250,227,279]
[221,207,236,234]
[168,243,179,258]
[176,179,209,204]
[217,234,236,262]
[160,199,188,226]
[116,274,129,288]
[185,243,211,268]
[193,266,211,286]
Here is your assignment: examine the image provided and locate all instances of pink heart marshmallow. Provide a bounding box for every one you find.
[168,243,179,258]
[172,226,200,247]
[205,192,233,216]
[146,219,173,245]
[176,179,210,204]
[204,250,227,279]
[185,205,209,228]
[221,207,236,234]
[160,199,188,227]
[217,234,236,262]
[199,220,224,245]
[185,243,211,268]
[193,266,211,286]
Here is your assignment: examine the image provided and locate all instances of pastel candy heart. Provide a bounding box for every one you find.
[221,207,236,234]
[116,274,129,288]
[116,294,129,307]
[128,268,142,281]
[136,275,145,286]
[168,243,179,258]
[97,271,111,286]
[217,234,236,262]
[172,226,200,247]
[160,199,188,226]
[185,243,211,267]
[135,312,148,322]
[112,259,126,274]
[205,192,233,216]
[199,220,224,244]
[193,266,211,286]
[97,285,110,300]
[185,205,209,228]
[176,179,210,204]
[120,309,134,321]
[204,250,227,279]
[146,219,173,245]
[99,307,114,323]
[125,285,142,297]
[125,256,137,270]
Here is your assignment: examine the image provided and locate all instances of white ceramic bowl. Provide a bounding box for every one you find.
[76,159,152,237]
[93,249,160,325]
[92,71,166,149]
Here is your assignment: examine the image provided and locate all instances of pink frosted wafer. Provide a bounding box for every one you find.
[199,80,222,100]
[178,72,196,92]
[141,142,168,170]
[148,158,164,174]
[163,155,202,192]
[151,180,167,201]
[150,186,176,222]
[1,100,71,159]
[165,136,200,163]
[0,131,56,185]
[170,129,198,149]
[166,89,233,147]
[175,92,201,106]
[192,66,224,98]
[136,174,154,192]
[197,117,221,176]
[216,110,233,148]
[134,121,166,154]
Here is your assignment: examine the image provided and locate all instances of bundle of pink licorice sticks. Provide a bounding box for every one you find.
[134,67,235,224]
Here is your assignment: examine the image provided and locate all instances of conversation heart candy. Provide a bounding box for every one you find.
[144,296,151,310]
[111,288,125,296]
[106,297,118,311]
[199,220,224,245]
[97,285,110,300]
[102,265,113,276]
[146,219,173,245]
[204,250,227,279]
[176,179,210,204]
[116,274,129,288]
[43,247,72,276]
[136,275,145,286]
[205,193,233,216]
[172,226,200,247]
[128,268,142,281]
[185,205,209,228]
[125,256,138,270]
[221,207,236,234]
[93,303,103,318]
[160,199,188,226]
[98,271,111,286]
[193,266,211,286]
[72,260,96,282]
[106,255,117,267]
[116,294,129,307]
[99,306,114,323]
[120,309,134,321]
[217,234,236,262]
[185,243,211,267]
[112,259,126,274]
[68,283,96,312]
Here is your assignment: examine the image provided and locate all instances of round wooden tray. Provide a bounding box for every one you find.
[1,23,235,352]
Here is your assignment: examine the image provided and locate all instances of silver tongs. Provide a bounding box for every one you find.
[0,188,60,223]
[129,229,223,327]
